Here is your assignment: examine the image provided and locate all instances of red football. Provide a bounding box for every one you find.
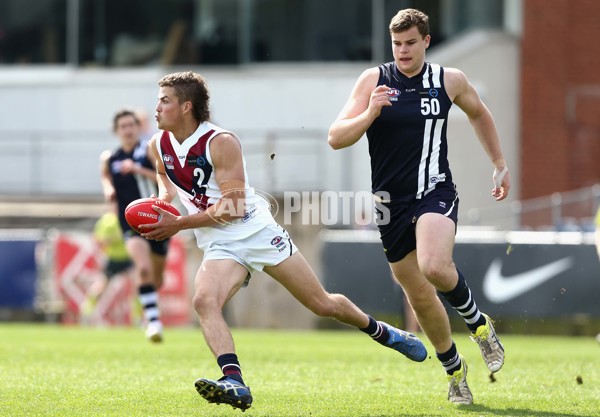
[124,198,180,232]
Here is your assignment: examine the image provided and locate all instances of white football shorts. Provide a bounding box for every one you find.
[202,222,298,278]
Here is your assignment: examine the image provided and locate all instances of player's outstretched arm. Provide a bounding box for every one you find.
[99,150,116,202]
[448,68,510,201]
[328,68,389,150]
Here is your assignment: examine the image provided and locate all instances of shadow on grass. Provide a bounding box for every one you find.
[351,405,587,417]
[450,404,587,417]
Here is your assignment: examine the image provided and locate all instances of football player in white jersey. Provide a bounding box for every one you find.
[139,71,427,411]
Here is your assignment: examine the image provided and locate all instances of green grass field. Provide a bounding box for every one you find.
[0,324,598,417]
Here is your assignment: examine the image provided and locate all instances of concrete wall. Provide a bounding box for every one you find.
[0,66,355,196]
[0,30,519,229]
[429,30,521,228]
[0,32,521,328]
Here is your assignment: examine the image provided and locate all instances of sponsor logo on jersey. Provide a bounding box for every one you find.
[270,235,287,252]
[189,194,210,211]
[111,160,123,174]
[187,155,207,167]
[163,154,175,170]
[242,206,257,223]
[387,88,400,101]
[429,173,446,184]
[429,88,439,98]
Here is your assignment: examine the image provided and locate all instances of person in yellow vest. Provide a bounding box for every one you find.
[80,205,133,321]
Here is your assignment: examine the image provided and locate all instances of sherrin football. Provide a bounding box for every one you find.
[124,198,180,232]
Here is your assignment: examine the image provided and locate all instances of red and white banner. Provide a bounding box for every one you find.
[53,232,190,326]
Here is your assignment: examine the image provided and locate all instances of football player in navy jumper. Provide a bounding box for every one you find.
[328,8,509,404]
[100,109,170,343]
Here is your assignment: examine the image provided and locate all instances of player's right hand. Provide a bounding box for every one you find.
[492,166,510,201]
[104,188,116,203]
[119,158,137,174]
[368,85,393,118]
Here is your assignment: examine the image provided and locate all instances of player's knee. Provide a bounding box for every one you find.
[152,273,164,290]
[419,256,451,282]
[136,265,153,283]
[408,280,436,301]
[408,292,437,314]
[308,294,338,318]
[192,290,218,317]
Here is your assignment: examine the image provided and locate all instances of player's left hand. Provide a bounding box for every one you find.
[492,166,510,201]
[139,206,179,241]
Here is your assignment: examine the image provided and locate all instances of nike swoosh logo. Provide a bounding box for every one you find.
[483,257,574,303]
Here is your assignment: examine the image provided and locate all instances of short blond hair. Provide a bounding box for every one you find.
[389,8,430,38]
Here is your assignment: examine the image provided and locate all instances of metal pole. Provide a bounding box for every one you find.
[371,0,385,63]
[238,0,252,64]
[66,0,80,66]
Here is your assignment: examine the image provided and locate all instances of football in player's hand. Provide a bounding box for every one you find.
[124,198,180,232]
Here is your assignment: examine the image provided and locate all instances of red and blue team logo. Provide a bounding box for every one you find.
[163,154,175,169]
[270,236,288,252]
[387,88,400,101]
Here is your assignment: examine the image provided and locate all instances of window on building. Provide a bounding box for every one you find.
[0,0,505,67]
[0,0,67,64]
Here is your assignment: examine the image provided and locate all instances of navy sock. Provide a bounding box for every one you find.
[360,315,389,344]
[436,342,461,375]
[438,270,486,333]
[217,353,244,384]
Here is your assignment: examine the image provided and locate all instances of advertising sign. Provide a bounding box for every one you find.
[53,233,189,326]
[321,230,600,318]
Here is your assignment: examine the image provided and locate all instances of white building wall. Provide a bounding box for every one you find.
[0,30,518,227]
[429,30,520,228]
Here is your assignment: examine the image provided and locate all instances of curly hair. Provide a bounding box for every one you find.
[158,71,211,123]
[389,8,430,38]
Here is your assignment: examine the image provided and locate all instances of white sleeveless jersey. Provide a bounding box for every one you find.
[155,122,273,250]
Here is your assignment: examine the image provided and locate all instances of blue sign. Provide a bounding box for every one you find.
[0,240,38,308]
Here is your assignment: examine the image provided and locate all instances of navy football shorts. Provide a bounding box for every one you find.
[375,184,459,263]
[123,229,170,256]
[104,259,133,278]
